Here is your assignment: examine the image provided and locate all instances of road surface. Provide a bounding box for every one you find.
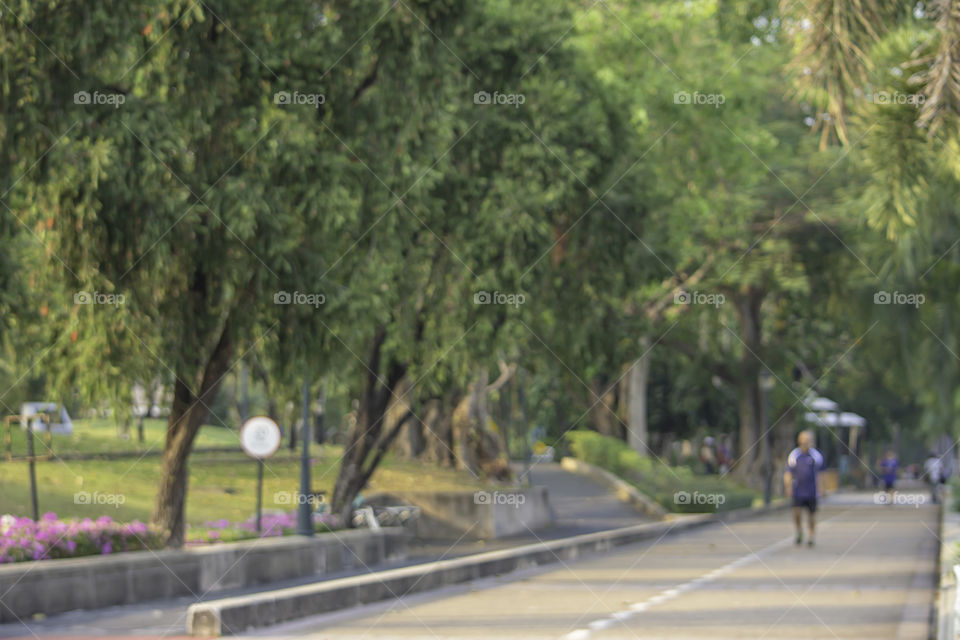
[245,491,938,640]
[0,461,652,639]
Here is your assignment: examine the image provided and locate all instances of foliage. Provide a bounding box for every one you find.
[0,513,163,563]
[566,430,756,513]
[0,510,339,563]
[184,511,339,545]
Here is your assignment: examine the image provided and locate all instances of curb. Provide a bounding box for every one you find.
[186,500,789,636]
[559,456,669,519]
[937,486,956,640]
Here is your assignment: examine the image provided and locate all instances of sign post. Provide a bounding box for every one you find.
[26,416,39,521]
[297,374,313,536]
[240,416,282,533]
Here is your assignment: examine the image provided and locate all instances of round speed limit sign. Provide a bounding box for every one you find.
[240,416,282,459]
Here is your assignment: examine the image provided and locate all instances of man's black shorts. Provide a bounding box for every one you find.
[793,496,817,512]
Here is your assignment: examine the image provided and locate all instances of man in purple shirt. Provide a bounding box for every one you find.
[787,431,824,547]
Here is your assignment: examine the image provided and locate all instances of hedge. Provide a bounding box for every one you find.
[566,430,757,513]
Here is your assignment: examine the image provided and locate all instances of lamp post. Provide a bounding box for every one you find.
[297,373,313,536]
[759,369,775,506]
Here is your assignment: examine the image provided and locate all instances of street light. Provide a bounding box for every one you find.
[759,369,775,506]
[297,373,313,536]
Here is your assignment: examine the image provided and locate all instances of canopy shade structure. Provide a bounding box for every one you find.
[802,410,867,429]
[804,411,838,427]
[838,412,867,428]
[806,396,840,412]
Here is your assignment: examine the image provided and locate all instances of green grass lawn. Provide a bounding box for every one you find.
[4,417,242,458]
[0,447,489,525]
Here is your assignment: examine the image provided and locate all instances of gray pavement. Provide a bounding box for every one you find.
[526,462,651,534]
[243,491,939,640]
[410,462,652,560]
[0,461,652,639]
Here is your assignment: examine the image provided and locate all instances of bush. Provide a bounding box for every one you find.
[0,513,164,563]
[0,510,342,563]
[185,511,340,545]
[567,430,757,513]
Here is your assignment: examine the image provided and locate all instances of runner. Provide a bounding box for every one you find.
[880,451,898,504]
[787,430,824,547]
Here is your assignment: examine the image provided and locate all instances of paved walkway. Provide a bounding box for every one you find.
[525,462,652,534]
[246,491,939,639]
[0,461,652,638]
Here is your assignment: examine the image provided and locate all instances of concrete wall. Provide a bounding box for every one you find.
[367,488,554,539]
[0,528,407,622]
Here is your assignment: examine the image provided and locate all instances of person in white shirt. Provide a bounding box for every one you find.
[924,452,944,504]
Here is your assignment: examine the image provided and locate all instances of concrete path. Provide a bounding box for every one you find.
[525,462,651,534]
[410,462,653,561]
[0,462,651,638]
[244,491,939,639]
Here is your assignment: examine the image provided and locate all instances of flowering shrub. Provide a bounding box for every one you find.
[185,511,340,545]
[0,513,164,563]
[0,511,342,563]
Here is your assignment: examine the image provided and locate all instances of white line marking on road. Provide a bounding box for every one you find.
[561,534,795,640]
[562,508,855,640]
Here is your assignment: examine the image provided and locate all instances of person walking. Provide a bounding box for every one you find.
[700,437,717,474]
[787,430,824,547]
[880,451,898,504]
[924,451,943,504]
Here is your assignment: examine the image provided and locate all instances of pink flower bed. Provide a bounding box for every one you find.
[0,513,163,563]
[185,511,340,545]
[0,511,342,563]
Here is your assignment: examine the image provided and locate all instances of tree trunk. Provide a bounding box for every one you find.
[498,384,511,459]
[452,375,482,474]
[590,377,620,438]
[627,337,652,456]
[422,396,455,466]
[314,380,326,445]
[386,377,420,459]
[330,326,407,523]
[732,288,765,479]
[288,401,298,451]
[151,328,234,547]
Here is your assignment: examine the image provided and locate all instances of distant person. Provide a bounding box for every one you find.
[787,430,824,547]
[924,451,943,504]
[700,437,717,474]
[717,437,729,474]
[880,451,898,503]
